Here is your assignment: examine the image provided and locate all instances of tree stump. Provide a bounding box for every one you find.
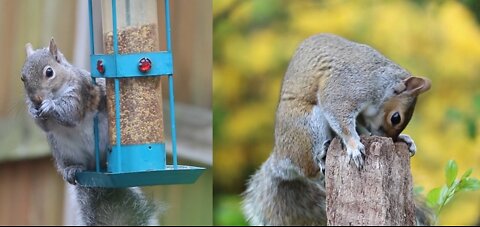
[325,136,415,226]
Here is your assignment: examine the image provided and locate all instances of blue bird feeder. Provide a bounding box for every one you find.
[76,0,205,188]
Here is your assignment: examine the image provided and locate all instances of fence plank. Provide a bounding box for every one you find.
[0,157,64,225]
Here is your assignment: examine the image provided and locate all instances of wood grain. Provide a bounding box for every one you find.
[326,136,415,226]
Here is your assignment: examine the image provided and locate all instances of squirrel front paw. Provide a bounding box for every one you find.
[62,166,85,185]
[397,134,416,157]
[38,99,55,118]
[346,139,365,169]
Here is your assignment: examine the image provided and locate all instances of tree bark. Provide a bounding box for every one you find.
[325,136,415,226]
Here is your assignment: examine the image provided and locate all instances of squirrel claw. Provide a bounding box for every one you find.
[322,139,331,153]
[315,155,326,175]
[347,142,365,170]
[63,166,84,185]
[315,139,331,175]
[398,134,416,157]
[38,99,55,117]
[349,155,364,170]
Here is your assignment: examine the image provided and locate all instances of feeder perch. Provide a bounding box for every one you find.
[76,0,205,188]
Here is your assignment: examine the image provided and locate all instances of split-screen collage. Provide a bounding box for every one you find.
[1,0,480,226]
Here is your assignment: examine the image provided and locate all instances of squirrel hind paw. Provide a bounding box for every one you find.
[63,166,85,185]
[315,139,331,175]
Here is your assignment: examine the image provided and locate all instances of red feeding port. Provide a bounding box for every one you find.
[97,60,105,74]
[138,58,152,73]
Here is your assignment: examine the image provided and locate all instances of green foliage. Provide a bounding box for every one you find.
[459,0,480,23]
[446,95,480,140]
[426,160,480,223]
[214,195,249,226]
[214,0,480,224]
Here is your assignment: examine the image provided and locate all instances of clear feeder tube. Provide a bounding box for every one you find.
[102,0,165,146]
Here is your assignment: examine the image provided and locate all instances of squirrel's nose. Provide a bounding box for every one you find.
[30,95,43,109]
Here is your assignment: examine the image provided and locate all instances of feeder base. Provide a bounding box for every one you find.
[75,165,205,188]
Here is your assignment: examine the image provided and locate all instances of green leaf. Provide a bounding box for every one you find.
[461,168,473,180]
[445,160,458,187]
[459,178,480,191]
[439,185,449,205]
[426,187,442,208]
[444,186,456,205]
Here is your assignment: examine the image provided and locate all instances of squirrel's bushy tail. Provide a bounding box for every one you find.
[414,196,435,226]
[75,186,159,226]
[241,156,328,226]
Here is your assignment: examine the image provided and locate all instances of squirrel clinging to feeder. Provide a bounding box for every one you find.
[21,38,159,226]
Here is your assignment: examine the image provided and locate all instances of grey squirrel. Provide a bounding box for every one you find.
[21,38,158,225]
[242,34,432,225]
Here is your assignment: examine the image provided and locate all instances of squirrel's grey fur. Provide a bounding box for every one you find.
[242,34,433,226]
[22,38,159,226]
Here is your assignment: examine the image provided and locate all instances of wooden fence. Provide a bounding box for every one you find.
[0,0,212,225]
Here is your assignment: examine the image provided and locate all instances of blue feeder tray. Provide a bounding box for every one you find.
[76,165,205,188]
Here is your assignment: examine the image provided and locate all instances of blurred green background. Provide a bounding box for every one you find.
[213,0,480,225]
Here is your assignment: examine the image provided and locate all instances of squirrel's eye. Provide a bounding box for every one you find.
[391,112,401,125]
[45,68,54,77]
[20,76,25,82]
[43,66,55,78]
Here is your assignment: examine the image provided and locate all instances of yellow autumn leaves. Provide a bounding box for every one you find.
[214,0,480,225]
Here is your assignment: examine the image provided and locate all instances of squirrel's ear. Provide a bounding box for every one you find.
[403,76,431,96]
[49,37,60,63]
[25,43,34,57]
